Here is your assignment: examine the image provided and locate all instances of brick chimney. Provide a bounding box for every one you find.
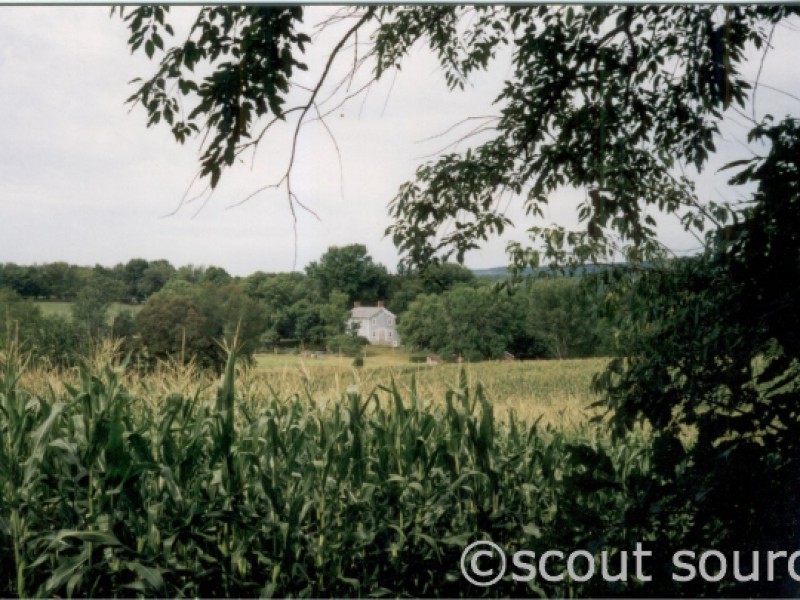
[377,300,384,308]
[354,301,361,308]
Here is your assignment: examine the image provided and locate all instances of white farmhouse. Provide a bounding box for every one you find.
[347,302,401,346]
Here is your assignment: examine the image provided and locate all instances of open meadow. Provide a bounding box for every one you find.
[18,343,609,430]
[254,347,607,428]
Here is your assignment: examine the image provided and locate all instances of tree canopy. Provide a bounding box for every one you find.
[118,5,796,268]
[305,244,391,304]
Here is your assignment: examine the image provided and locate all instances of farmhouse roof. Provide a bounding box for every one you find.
[351,306,393,319]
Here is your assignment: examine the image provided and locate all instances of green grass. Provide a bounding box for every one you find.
[34,301,142,322]
[256,344,411,370]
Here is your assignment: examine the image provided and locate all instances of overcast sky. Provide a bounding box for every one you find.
[0,7,798,276]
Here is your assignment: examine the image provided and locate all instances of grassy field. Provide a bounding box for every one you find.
[19,339,608,430]
[256,344,411,369]
[34,300,142,321]
[252,347,607,428]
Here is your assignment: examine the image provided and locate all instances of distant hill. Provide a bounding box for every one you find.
[472,263,635,280]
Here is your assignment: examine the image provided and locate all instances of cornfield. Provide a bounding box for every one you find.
[0,342,651,597]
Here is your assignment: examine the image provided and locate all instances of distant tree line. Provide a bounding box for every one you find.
[0,244,615,370]
[0,259,227,304]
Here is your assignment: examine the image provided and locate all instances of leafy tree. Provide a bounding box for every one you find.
[40,262,82,300]
[31,315,85,368]
[240,272,314,346]
[384,275,425,316]
[387,262,477,314]
[306,244,391,305]
[525,278,612,359]
[111,309,143,359]
[399,285,519,361]
[135,279,269,369]
[202,266,232,286]
[175,264,207,284]
[244,272,309,306]
[0,288,43,349]
[156,278,197,298]
[71,270,124,336]
[136,293,223,369]
[71,286,110,336]
[196,281,269,358]
[398,281,603,361]
[287,290,349,348]
[328,320,368,357]
[122,258,151,302]
[0,289,84,367]
[396,293,446,356]
[318,290,351,341]
[0,264,46,299]
[138,259,176,298]
[417,262,476,294]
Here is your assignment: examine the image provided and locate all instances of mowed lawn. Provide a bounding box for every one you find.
[255,345,411,369]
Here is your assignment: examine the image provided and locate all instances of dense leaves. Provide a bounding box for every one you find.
[305,244,391,305]
[594,119,800,596]
[0,289,85,367]
[398,278,610,361]
[117,6,310,188]
[378,5,792,267]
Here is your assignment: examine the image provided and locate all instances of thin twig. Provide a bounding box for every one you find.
[381,68,399,117]
[745,80,800,105]
[414,115,499,144]
[312,79,375,123]
[414,123,499,160]
[752,22,777,123]
[191,187,215,219]
[163,171,202,218]
[313,103,345,202]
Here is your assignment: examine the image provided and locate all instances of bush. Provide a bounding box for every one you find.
[327,333,367,357]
